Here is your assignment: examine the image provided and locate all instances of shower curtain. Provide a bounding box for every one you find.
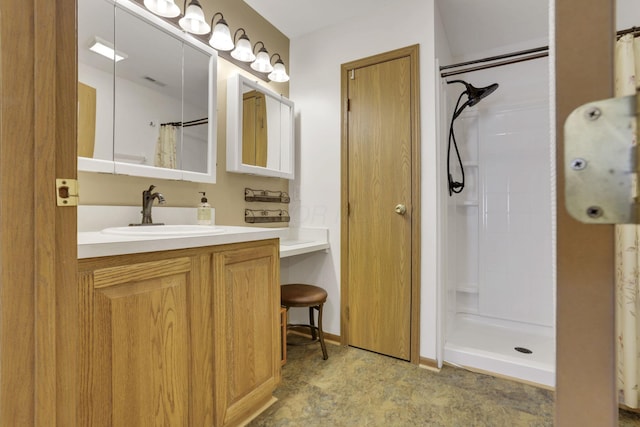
[615,33,640,409]
[154,124,177,168]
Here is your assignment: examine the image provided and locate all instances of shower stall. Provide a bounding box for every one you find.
[439,54,555,387]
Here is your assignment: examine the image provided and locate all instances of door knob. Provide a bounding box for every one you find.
[395,204,407,215]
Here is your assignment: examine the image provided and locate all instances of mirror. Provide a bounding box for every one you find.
[77,0,217,183]
[227,74,294,179]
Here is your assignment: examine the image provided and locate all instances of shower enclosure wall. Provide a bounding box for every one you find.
[441,56,555,387]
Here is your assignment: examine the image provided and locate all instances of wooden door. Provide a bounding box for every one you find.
[0,0,78,425]
[341,46,420,362]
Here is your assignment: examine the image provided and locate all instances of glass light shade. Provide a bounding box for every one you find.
[268,60,289,82]
[231,37,255,62]
[251,49,273,73]
[144,0,180,17]
[209,21,234,51]
[179,2,211,35]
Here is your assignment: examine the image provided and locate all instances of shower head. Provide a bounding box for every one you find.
[447,79,499,107]
[446,79,499,197]
[466,82,499,106]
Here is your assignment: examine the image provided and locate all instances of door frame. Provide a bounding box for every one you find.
[555,0,616,425]
[340,44,421,364]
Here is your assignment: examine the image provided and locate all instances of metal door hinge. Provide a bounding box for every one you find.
[56,178,78,206]
[564,91,639,224]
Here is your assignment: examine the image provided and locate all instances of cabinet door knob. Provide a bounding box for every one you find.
[395,204,407,215]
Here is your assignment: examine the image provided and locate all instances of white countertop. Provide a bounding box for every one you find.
[278,227,331,258]
[77,206,329,259]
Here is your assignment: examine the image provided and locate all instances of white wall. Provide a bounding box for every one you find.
[287,0,441,360]
[434,3,454,362]
[617,0,639,30]
[444,56,553,327]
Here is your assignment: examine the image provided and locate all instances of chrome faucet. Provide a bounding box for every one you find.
[141,185,166,224]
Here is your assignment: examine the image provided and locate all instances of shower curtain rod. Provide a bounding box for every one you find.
[160,117,208,128]
[617,26,640,39]
[440,50,548,78]
[441,25,639,78]
[440,46,548,72]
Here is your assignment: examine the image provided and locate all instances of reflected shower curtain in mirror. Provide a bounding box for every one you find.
[155,124,177,168]
[615,33,640,409]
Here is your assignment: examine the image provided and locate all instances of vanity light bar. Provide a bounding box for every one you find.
[89,37,128,62]
[141,1,289,83]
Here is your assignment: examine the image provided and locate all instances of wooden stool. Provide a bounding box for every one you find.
[280,284,328,360]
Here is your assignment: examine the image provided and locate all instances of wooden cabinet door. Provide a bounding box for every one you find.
[79,256,214,426]
[213,241,280,426]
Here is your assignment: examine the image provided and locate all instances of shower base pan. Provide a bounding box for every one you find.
[444,314,555,388]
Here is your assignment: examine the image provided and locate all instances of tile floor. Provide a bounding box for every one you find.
[249,339,640,426]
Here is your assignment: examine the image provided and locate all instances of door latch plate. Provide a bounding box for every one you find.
[56,178,79,206]
[565,92,639,224]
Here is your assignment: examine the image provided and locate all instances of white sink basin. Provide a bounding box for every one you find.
[101,225,225,236]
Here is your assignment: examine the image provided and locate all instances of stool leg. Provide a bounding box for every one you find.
[317,303,328,360]
[309,307,317,340]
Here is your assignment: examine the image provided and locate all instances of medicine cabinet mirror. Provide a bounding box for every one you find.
[77,0,217,183]
[227,74,295,179]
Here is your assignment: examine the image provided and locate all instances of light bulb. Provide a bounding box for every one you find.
[268,60,289,82]
[144,0,180,18]
[178,1,210,35]
[231,36,255,62]
[209,20,234,51]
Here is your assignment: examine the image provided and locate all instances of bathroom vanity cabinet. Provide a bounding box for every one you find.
[77,239,280,427]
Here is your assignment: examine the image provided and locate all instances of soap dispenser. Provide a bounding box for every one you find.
[197,192,212,225]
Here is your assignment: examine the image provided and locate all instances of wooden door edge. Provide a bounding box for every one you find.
[1,0,78,424]
[555,0,617,425]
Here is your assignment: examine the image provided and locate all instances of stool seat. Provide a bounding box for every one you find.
[281,284,327,307]
[281,283,328,360]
